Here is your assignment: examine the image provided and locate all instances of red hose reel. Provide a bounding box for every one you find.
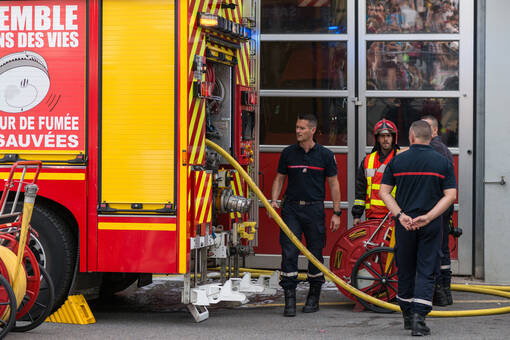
[329,217,397,309]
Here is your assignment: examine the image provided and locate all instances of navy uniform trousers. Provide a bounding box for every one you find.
[279,201,326,290]
[439,206,454,285]
[395,216,442,316]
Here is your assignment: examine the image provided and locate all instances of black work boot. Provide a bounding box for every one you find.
[302,285,321,313]
[444,286,453,305]
[443,274,453,305]
[403,312,413,330]
[411,313,431,336]
[432,283,449,306]
[283,289,296,317]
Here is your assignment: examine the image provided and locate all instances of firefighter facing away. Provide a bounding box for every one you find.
[379,120,457,336]
[270,114,342,317]
[422,115,455,307]
[352,118,400,225]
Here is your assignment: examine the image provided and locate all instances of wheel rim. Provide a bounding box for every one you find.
[0,234,42,319]
[27,234,47,269]
[13,264,54,332]
[351,247,398,313]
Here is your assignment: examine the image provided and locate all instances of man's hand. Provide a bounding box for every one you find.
[398,213,414,230]
[411,215,431,229]
[270,200,279,210]
[268,200,279,218]
[330,214,341,232]
[353,218,361,226]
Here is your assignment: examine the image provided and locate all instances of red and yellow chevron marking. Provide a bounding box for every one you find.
[187,0,251,164]
[230,171,244,219]
[187,0,223,166]
[194,171,213,223]
[220,0,250,86]
[221,0,241,24]
[236,40,250,86]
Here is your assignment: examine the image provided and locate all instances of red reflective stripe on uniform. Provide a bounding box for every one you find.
[288,165,325,171]
[394,172,445,179]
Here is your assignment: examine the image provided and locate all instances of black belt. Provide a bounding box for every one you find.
[286,200,323,206]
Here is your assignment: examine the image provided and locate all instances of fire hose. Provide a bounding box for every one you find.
[206,138,510,317]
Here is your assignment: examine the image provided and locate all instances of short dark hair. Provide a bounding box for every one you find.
[297,114,318,128]
[410,120,432,141]
[421,115,438,130]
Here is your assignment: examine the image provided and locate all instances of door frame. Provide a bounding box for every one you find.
[355,0,474,275]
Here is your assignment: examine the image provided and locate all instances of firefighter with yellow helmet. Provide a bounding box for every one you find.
[352,119,400,224]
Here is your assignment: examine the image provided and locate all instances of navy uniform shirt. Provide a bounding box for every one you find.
[430,136,454,164]
[381,144,456,217]
[277,143,337,202]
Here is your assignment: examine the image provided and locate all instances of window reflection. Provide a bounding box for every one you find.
[261,97,347,146]
[261,0,347,34]
[366,97,458,147]
[261,41,347,90]
[366,0,459,34]
[367,41,459,91]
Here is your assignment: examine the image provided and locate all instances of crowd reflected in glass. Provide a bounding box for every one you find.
[261,42,347,90]
[366,0,459,34]
[261,0,347,34]
[367,41,458,91]
[260,97,348,146]
[366,97,458,147]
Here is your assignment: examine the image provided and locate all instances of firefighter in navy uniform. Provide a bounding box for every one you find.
[270,114,342,317]
[422,115,455,306]
[352,119,400,225]
[379,120,456,336]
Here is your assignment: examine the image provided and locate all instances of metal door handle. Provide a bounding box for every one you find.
[483,176,506,185]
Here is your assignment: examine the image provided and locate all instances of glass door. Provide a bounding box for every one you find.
[357,0,474,275]
[253,0,356,267]
[253,0,474,274]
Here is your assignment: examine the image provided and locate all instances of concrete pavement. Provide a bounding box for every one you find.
[7,277,510,339]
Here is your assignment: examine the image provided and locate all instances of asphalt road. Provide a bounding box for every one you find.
[6,278,510,340]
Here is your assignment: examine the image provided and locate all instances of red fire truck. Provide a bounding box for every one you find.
[0,0,259,319]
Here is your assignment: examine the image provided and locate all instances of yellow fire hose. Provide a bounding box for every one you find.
[0,184,38,321]
[206,138,510,317]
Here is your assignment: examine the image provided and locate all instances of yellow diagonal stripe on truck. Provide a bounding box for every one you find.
[242,43,250,84]
[98,223,176,231]
[188,101,200,139]
[190,103,205,164]
[188,27,202,74]
[188,0,200,40]
[199,175,212,223]
[195,173,206,220]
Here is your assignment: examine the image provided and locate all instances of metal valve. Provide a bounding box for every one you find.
[215,188,251,213]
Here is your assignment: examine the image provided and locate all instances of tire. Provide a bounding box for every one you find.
[351,247,398,313]
[0,274,16,337]
[13,265,55,333]
[29,205,76,311]
[4,202,77,312]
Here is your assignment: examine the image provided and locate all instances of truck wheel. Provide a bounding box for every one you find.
[25,205,76,311]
